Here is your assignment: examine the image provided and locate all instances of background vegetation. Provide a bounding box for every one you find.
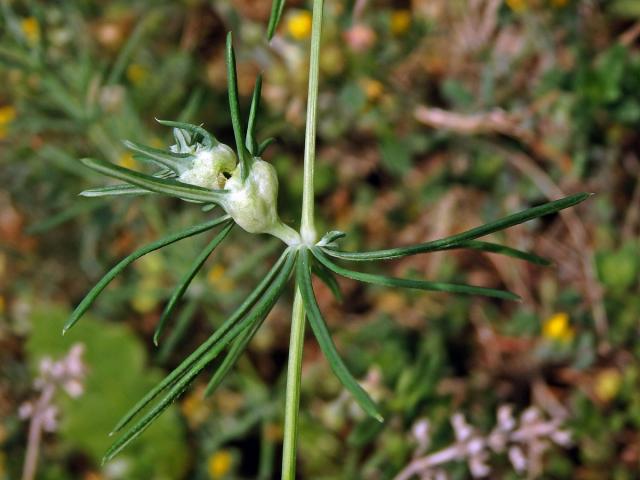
[1,0,639,478]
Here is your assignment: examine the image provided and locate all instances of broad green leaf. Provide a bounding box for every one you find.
[110,248,292,435]
[297,248,383,422]
[123,140,191,174]
[63,215,231,334]
[80,158,228,204]
[324,193,591,261]
[267,0,286,40]
[104,249,297,463]
[313,248,520,301]
[153,222,235,345]
[246,74,263,155]
[226,32,248,180]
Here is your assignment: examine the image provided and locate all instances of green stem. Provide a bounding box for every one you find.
[300,0,324,244]
[281,1,324,477]
[281,289,306,479]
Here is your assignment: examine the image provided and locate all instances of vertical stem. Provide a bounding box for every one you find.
[281,289,306,479]
[300,0,324,244]
[281,1,324,478]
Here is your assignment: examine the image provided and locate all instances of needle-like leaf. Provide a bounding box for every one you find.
[323,193,591,262]
[80,184,153,197]
[246,74,262,155]
[312,262,343,301]
[103,250,297,463]
[63,215,231,334]
[313,248,520,301]
[204,315,263,397]
[297,248,384,422]
[110,248,292,435]
[153,221,235,346]
[267,0,286,40]
[257,137,276,156]
[80,158,228,204]
[442,240,551,266]
[123,140,192,174]
[155,119,217,149]
[226,32,248,180]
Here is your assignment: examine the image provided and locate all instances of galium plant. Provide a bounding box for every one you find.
[63,1,590,477]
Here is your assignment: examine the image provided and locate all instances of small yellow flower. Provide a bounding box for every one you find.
[117,152,137,169]
[287,11,312,40]
[542,312,575,343]
[20,17,40,45]
[594,369,622,403]
[390,10,412,36]
[207,264,235,293]
[126,64,148,86]
[362,78,384,102]
[207,450,233,479]
[506,0,528,12]
[0,106,17,126]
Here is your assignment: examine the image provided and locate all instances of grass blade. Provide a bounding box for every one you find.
[226,32,248,180]
[297,248,383,422]
[313,248,520,301]
[323,193,591,261]
[103,250,296,463]
[123,140,191,174]
[246,74,263,155]
[267,0,286,40]
[109,248,292,435]
[63,215,230,334]
[80,158,228,204]
[153,221,234,345]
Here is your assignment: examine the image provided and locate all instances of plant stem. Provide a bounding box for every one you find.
[281,289,306,479]
[300,0,324,244]
[281,1,324,477]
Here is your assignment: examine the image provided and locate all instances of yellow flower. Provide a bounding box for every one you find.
[390,10,412,36]
[506,0,528,12]
[117,152,137,169]
[542,312,575,343]
[287,11,312,40]
[594,369,622,403]
[207,264,235,293]
[362,78,384,102]
[0,106,16,126]
[207,450,233,479]
[20,17,40,45]
[126,64,148,86]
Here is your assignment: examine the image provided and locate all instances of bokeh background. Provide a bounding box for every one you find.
[1,0,639,479]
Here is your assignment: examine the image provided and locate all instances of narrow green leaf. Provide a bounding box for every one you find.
[80,184,152,197]
[80,158,228,204]
[63,215,231,334]
[103,250,296,463]
[323,193,591,261]
[313,249,520,301]
[155,119,217,148]
[109,248,292,435]
[156,301,198,364]
[312,262,343,302]
[317,230,346,247]
[444,240,551,266]
[204,316,262,397]
[246,74,263,155]
[154,222,234,345]
[257,137,276,156]
[226,32,248,180]
[267,0,286,40]
[123,140,191,174]
[297,248,383,422]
